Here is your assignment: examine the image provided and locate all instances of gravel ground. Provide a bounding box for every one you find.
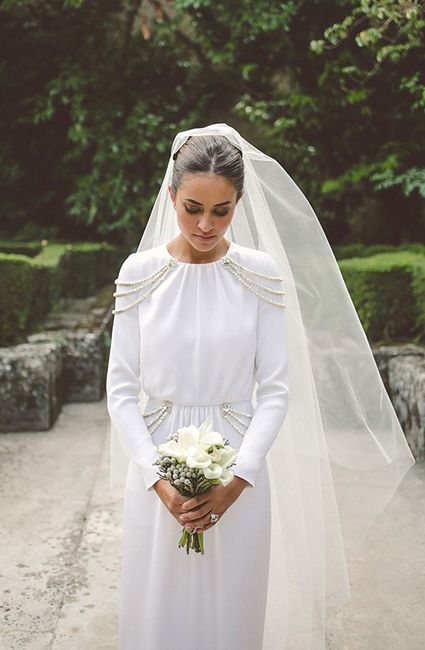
[0,398,423,649]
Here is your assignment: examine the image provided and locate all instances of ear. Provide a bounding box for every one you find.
[168,185,176,207]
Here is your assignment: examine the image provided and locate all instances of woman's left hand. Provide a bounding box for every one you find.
[179,476,250,533]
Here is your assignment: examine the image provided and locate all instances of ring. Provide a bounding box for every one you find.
[210,512,219,523]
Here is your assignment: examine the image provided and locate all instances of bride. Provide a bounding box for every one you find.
[106,123,415,649]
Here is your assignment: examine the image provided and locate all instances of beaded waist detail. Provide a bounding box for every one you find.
[142,396,254,437]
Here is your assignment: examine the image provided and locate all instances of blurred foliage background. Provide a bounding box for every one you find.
[0,0,424,248]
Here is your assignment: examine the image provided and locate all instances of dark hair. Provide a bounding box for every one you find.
[171,135,244,201]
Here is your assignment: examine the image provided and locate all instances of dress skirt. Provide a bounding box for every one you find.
[117,397,272,650]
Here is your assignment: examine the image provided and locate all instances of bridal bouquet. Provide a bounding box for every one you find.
[153,416,238,555]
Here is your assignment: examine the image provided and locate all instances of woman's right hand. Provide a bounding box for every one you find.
[153,478,191,526]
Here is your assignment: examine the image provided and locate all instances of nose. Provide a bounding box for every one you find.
[198,218,214,233]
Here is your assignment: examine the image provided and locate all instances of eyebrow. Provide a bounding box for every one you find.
[183,198,232,207]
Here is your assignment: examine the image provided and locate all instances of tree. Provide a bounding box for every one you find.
[1,0,423,244]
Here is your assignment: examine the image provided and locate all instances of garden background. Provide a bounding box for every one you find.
[0,2,424,648]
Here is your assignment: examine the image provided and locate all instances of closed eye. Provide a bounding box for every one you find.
[185,206,228,217]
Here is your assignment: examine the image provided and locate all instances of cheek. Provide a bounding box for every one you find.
[223,213,234,227]
[216,213,234,234]
[176,210,193,230]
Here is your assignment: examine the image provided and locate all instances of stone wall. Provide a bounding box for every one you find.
[0,293,113,432]
[0,304,424,462]
[372,343,425,461]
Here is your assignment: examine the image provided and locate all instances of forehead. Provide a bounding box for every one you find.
[178,173,236,201]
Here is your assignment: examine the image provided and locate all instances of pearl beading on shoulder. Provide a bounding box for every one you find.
[141,399,251,437]
[112,259,178,314]
[219,256,286,307]
[112,252,286,313]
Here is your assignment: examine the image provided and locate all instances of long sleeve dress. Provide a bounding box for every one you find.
[106,239,289,650]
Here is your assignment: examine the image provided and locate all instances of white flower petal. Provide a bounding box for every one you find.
[218,468,235,487]
[158,439,186,458]
[217,447,238,468]
[198,416,212,437]
[202,463,223,479]
[200,429,224,447]
[186,449,212,469]
[177,425,200,450]
[208,446,224,463]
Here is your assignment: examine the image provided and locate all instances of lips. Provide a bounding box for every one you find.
[195,235,215,240]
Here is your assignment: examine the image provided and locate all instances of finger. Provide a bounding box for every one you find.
[183,512,207,529]
[182,493,210,511]
[193,525,207,533]
[180,505,211,523]
[186,511,221,532]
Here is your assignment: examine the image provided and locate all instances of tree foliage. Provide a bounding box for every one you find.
[0,0,423,245]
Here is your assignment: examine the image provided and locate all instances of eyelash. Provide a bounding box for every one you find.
[185,206,229,217]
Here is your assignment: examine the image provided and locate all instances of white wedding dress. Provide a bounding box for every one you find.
[106,240,289,650]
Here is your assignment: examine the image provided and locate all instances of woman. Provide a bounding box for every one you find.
[106,124,415,650]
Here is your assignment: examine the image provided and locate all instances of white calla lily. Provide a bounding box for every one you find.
[177,425,200,450]
[217,447,238,468]
[202,463,223,479]
[186,449,212,469]
[201,428,225,445]
[198,417,212,437]
[157,438,186,459]
[218,468,235,487]
[198,417,226,450]
[208,446,224,463]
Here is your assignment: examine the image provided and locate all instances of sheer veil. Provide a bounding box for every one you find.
[108,123,415,646]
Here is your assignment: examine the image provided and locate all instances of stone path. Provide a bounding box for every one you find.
[0,399,424,649]
[0,400,120,649]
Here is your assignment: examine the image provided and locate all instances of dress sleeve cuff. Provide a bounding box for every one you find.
[233,467,255,488]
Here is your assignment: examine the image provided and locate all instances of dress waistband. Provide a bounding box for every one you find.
[142,396,254,438]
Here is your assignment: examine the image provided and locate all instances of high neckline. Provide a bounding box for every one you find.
[163,240,234,265]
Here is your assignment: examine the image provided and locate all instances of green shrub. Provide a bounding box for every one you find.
[334,242,425,260]
[61,242,125,298]
[0,240,126,345]
[0,254,33,345]
[27,244,68,327]
[0,241,41,257]
[339,251,425,343]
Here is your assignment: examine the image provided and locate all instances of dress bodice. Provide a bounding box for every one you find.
[106,240,289,491]
[112,241,286,405]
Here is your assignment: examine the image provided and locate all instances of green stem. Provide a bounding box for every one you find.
[177,528,206,555]
[198,531,204,554]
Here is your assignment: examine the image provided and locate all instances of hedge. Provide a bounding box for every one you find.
[0,241,126,345]
[28,244,68,327]
[0,254,33,344]
[61,242,122,298]
[3,242,424,347]
[0,241,41,257]
[339,251,425,343]
[333,242,425,261]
